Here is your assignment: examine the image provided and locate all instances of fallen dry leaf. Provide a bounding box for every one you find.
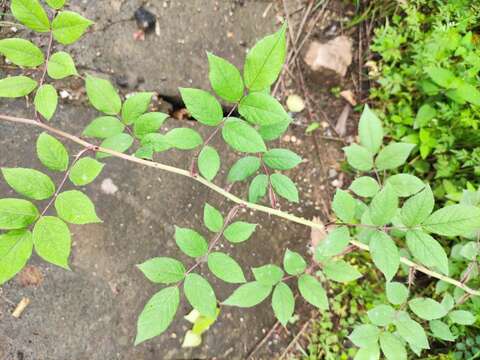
[17,265,43,287]
[173,108,190,121]
[340,90,357,106]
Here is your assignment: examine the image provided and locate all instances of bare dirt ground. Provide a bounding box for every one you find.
[0,0,362,359]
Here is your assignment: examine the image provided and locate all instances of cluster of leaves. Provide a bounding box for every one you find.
[369,0,480,201]
[338,107,480,359]
[0,0,102,283]
[1,1,480,358]
[135,202,335,344]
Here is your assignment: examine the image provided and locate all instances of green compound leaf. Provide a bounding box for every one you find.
[408,297,448,321]
[0,230,33,284]
[263,149,301,170]
[198,146,220,181]
[222,117,266,153]
[11,0,50,32]
[137,257,185,284]
[47,51,78,79]
[358,104,383,154]
[224,221,256,244]
[135,286,179,345]
[406,230,449,276]
[252,264,284,286]
[414,103,436,129]
[174,226,208,257]
[0,38,44,67]
[69,157,104,186]
[315,225,350,258]
[165,128,203,150]
[426,67,456,88]
[369,230,399,282]
[375,142,415,171]
[323,260,362,283]
[0,199,38,230]
[349,324,380,348]
[184,273,217,317]
[82,116,125,139]
[367,305,395,326]
[298,274,328,310]
[36,132,69,171]
[422,204,480,237]
[227,156,260,183]
[354,344,380,360]
[179,88,223,126]
[349,176,380,198]
[449,310,476,325]
[52,11,93,45]
[283,249,306,275]
[385,174,424,197]
[207,52,244,102]
[34,84,58,120]
[141,133,171,152]
[97,133,133,159]
[332,189,356,223]
[386,282,409,305]
[2,167,55,200]
[369,184,398,226]
[223,281,272,307]
[55,190,101,224]
[32,216,71,269]
[429,320,455,342]
[343,144,374,172]
[207,252,246,284]
[0,76,37,98]
[203,203,224,233]
[244,24,286,91]
[270,173,299,203]
[258,119,290,141]
[239,92,291,126]
[135,146,153,160]
[272,282,294,326]
[394,311,429,350]
[379,332,407,360]
[85,75,122,115]
[46,0,65,9]
[400,185,434,227]
[121,92,154,125]
[133,112,168,138]
[248,174,268,203]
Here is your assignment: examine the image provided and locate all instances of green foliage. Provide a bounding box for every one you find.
[11,0,50,32]
[1,4,478,356]
[32,216,71,269]
[69,157,104,186]
[198,146,220,181]
[55,190,101,224]
[0,230,33,284]
[34,84,58,120]
[36,132,69,171]
[369,0,480,201]
[137,257,186,284]
[0,76,37,98]
[2,167,55,200]
[207,252,246,284]
[180,88,223,126]
[52,11,93,45]
[0,38,44,67]
[207,52,244,102]
[47,51,78,79]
